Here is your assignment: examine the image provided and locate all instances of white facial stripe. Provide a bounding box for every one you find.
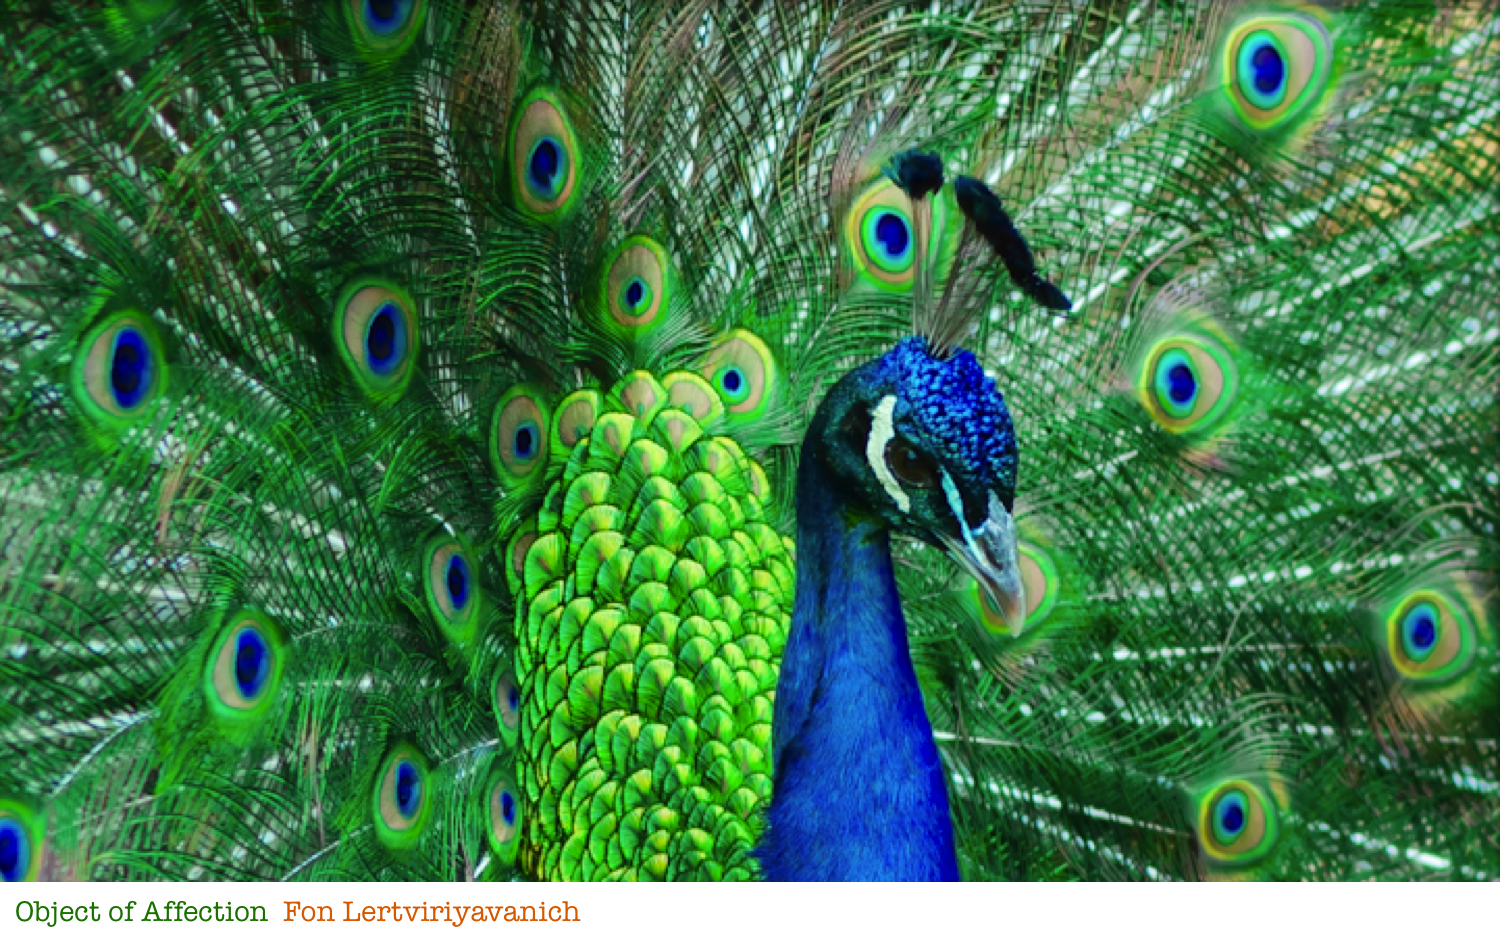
[866,395,910,513]
[941,468,974,546]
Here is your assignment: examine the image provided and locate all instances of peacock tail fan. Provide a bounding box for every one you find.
[2,0,1496,882]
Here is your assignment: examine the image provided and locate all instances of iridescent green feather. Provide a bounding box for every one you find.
[1,0,1496,886]
[513,370,791,881]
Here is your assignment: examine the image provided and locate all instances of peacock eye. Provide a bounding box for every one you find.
[1141,334,1238,436]
[203,610,285,725]
[423,536,481,642]
[485,768,523,866]
[602,236,671,333]
[1222,12,1333,133]
[363,0,414,36]
[493,667,521,737]
[513,423,537,460]
[699,329,778,423]
[847,182,918,291]
[1196,779,1278,867]
[885,437,940,489]
[527,138,565,199]
[373,745,431,849]
[619,276,653,318]
[0,804,41,883]
[74,310,167,426]
[490,386,551,487]
[510,91,579,218]
[1238,31,1290,110]
[346,0,425,59]
[1384,589,1476,683]
[862,208,913,274]
[334,277,420,404]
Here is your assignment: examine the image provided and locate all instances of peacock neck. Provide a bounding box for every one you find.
[756,438,959,881]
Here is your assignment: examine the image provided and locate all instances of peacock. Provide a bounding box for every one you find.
[1,0,1497,883]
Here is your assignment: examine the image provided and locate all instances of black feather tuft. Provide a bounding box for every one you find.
[1019,275,1072,312]
[885,150,945,200]
[953,175,1073,312]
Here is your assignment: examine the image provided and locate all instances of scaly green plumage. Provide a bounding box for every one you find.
[1,0,1496,883]
[515,372,793,880]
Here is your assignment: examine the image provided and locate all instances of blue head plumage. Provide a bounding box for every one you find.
[804,335,1026,631]
[865,336,1018,513]
[763,336,1026,880]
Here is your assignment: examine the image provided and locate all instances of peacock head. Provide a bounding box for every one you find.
[811,336,1026,634]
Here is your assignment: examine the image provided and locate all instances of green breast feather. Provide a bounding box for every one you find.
[512,372,792,881]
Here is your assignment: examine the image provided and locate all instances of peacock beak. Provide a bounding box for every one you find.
[938,489,1026,636]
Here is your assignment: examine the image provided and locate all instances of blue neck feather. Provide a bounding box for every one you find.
[756,443,959,881]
